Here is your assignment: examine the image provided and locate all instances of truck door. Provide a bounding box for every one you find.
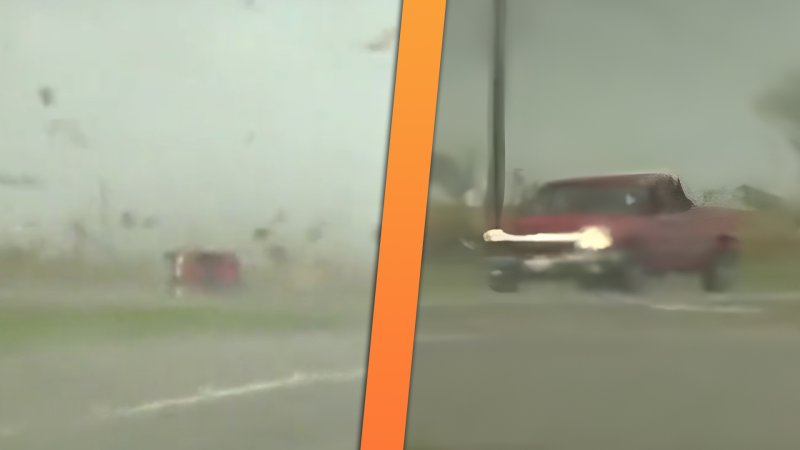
[650,180,703,270]
[632,182,681,270]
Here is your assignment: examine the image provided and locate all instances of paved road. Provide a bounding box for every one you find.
[406,280,800,450]
[6,277,800,450]
[0,310,370,450]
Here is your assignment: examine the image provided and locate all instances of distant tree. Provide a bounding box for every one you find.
[755,69,800,168]
[120,211,136,229]
[252,227,270,241]
[430,152,475,201]
[306,221,325,243]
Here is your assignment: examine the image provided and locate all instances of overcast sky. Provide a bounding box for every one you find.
[0,0,399,255]
[435,0,800,199]
[8,0,800,254]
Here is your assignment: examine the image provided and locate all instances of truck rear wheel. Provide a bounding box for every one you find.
[615,256,647,294]
[701,248,738,293]
[488,269,520,293]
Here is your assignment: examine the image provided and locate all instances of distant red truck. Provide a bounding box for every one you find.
[164,249,242,297]
[482,172,748,293]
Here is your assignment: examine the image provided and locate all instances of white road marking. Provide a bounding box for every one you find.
[645,303,763,314]
[1,369,364,440]
[423,292,772,315]
[109,369,363,419]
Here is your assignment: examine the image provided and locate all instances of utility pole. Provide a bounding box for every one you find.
[487,0,508,229]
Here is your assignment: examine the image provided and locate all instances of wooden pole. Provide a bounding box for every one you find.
[487,0,508,229]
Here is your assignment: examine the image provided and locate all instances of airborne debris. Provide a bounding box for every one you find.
[46,119,90,149]
[267,244,289,266]
[120,212,136,229]
[365,28,397,53]
[142,216,158,229]
[252,227,270,241]
[0,172,42,189]
[306,222,325,243]
[38,86,55,107]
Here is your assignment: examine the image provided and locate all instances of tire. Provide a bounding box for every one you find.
[488,269,520,293]
[615,256,647,294]
[701,249,739,293]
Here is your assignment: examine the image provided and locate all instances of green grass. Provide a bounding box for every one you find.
[739,256,800,291]
[0,303,358,354]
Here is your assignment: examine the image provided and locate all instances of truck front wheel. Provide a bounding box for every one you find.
[615,254,648,294]
[701,248,739,293]
[488,269,520,293]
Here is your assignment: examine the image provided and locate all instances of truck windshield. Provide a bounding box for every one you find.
[523,185,653,215]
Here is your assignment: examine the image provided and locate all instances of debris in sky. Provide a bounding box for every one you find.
[120,211,137,229]
[46,119,90,149]
[252,227,270,241]
[142,216,159,229]
[0,172,42,189]
[38,86,55,107]
[365,28,397,53]
[272,209,287,225]
[242,0,261,11]
[306,221,325,243]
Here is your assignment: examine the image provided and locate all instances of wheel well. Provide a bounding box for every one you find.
[716,234,739,253]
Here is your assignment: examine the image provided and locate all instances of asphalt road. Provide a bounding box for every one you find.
[6,276,800,450]
[406,278,800,450]
[0,304,371,450]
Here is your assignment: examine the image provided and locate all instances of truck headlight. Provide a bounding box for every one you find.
[483,229,505,242]
[576,226,613,250]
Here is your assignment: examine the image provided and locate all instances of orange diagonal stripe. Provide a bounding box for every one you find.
[359,1,446,449]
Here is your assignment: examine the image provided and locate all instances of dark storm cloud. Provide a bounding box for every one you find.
[435,0,800,202]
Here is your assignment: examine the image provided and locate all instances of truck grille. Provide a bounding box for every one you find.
[485,241,576,257]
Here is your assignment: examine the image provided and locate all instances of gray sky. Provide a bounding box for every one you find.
[0,0,399,256]
[435,0,800,199]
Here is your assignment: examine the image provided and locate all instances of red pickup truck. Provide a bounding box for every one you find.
[164,249,242,298]
[482,172,747,293]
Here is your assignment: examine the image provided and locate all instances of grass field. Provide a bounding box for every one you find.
[0,281,373,358]
[0,304,362,354]
[0,252,374,355]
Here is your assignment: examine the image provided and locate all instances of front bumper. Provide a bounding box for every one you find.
[488,249,625,278]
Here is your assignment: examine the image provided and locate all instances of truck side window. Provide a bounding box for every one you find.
[673,181,695,211]
[655,184,690,214]
[654,183,682,214]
